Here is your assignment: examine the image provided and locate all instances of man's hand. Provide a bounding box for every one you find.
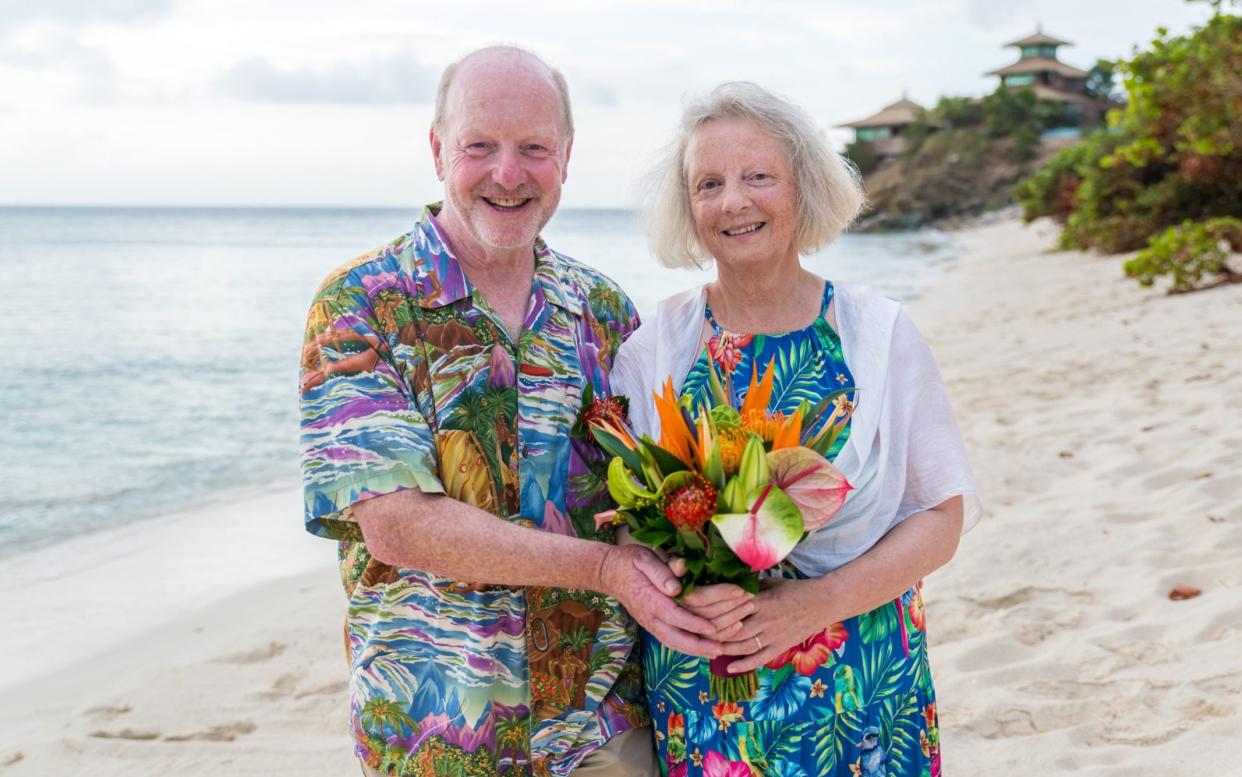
[598,544,723,658]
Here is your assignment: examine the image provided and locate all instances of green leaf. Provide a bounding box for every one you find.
[678,530,705,550]
[591,425,643,476]
[632,524,675,547]
[642,642,700,710]
[639,436,689,479]
[858,602,899,645]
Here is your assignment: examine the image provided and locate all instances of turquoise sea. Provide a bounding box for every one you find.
[0,206,959,559]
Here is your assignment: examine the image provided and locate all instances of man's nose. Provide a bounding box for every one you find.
[492,147,524,190]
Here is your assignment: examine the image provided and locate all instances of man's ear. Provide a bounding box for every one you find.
[430,126,445,181]
[561,135,574,184]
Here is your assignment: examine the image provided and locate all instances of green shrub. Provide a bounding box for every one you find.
[844,140,879,176]
[1123,217,1242,291]
[1014,12,1242,265]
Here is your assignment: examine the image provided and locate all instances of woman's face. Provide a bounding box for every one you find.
[685,117,799,271]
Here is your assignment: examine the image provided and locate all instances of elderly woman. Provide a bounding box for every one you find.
[611,82,980,777]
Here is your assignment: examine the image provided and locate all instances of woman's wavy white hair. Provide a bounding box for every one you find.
[644,81,866,269]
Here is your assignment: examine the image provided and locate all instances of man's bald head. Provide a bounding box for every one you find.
[432,46,574,141]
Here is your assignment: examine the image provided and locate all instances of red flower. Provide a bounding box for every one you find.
[660,473,718,532]
[667,711,685,736]
[582,394,628,428]
[708,332,753,372]
[765,622,848,675]
[711,702,744,731]
[908,592,926,632]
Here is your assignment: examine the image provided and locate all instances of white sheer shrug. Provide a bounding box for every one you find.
[610,282,982,577]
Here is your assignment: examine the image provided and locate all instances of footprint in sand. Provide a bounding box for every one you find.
[213,641,286,664]
[164,721,257,742]
[295,680,348,699]
[88,729,161,741]
[83,704,131,720]
[246,672,302,701]
[88,722,258,743]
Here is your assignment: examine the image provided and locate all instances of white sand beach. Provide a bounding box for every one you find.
[1,216,1239,775]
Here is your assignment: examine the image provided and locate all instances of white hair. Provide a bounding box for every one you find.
[432,45,573,139]
[645,81,866,269]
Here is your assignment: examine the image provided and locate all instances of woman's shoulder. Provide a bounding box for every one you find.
[831,281,904,340]
[621,285,706,349]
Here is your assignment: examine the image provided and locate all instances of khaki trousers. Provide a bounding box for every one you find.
[359,725,658,777]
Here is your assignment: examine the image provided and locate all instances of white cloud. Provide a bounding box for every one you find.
[215,53,438,105]
[0,0,172,31]
[0,0,1219,207]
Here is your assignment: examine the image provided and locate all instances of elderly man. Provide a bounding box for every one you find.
[299,47,723,777]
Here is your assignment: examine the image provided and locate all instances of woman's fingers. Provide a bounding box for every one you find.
[685,595,752,620]
[681,583,751,609]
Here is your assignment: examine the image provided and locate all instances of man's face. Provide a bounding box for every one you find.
[432,57,572,258]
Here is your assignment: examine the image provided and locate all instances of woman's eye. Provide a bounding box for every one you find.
[699,180,719,191]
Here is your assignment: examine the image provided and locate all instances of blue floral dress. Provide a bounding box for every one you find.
[642,281,942,777]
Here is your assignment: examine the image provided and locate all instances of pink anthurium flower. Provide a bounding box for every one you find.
[766,447,851,532]
[711,483,803,571]
[703,751,752,777]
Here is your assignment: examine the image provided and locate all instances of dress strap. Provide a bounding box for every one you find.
[819,280,835,318]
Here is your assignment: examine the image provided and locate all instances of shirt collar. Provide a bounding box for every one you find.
[414,203,582,317]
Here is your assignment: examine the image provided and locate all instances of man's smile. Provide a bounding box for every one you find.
[483,196,534,211]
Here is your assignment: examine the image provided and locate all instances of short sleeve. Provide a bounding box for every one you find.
[889,310,983,533]
[298,275,444,540]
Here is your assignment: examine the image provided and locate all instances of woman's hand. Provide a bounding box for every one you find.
[680,583,754,640]
[717,576,839,674]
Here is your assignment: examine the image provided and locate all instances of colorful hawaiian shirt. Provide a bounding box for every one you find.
[299,204,648,777]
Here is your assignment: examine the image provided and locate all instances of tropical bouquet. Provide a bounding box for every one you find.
[583,359,855,701]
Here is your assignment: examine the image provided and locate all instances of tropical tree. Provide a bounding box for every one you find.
[1015,11,1242,288]
[360,697,418,738]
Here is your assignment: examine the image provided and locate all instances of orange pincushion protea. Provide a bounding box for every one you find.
[716,426,752,475]
[659,473,718,532]
[741,409,783,441]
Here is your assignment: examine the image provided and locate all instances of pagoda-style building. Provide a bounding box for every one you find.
[836,96,926,162]
[986,27,1108,127]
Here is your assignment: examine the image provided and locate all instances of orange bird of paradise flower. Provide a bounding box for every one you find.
[653,377,700,467]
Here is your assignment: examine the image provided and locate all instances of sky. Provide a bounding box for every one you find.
[0,0,1215,208]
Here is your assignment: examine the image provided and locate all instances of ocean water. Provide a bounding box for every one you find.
[0,206,958,560]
